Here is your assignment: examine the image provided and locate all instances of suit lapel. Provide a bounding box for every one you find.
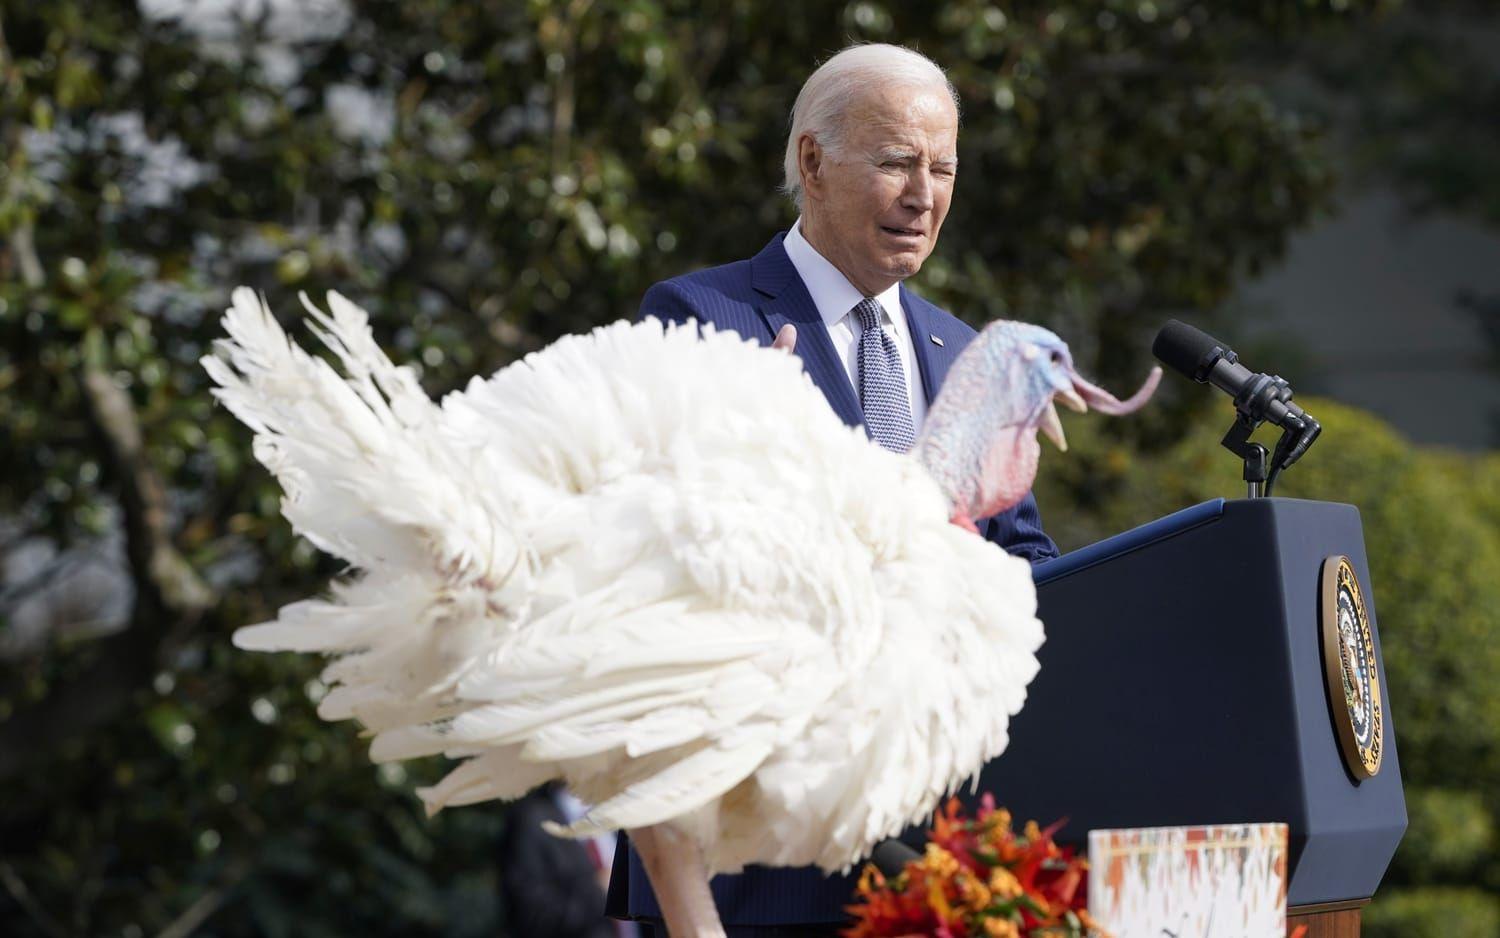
[900,283,959,403]
[752,234,865,430]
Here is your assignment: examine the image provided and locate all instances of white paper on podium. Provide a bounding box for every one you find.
[1087,822,1288,938]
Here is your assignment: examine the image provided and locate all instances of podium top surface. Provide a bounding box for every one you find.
[1033,498,1225,586]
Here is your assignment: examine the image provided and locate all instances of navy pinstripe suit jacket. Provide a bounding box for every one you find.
[606,231,1058,928]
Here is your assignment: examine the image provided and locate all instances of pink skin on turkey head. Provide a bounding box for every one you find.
[915,320,1160,532]
[962,423,1040,530]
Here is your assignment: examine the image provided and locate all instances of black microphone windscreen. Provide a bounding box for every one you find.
[870,838,921,878]
[1153,319,1231,383]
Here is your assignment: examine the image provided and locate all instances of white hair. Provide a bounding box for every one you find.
[782,43,959,208]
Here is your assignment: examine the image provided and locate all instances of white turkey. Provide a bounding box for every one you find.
[203,288,1158,936]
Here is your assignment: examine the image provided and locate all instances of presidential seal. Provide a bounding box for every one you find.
[1320,555,1383,780]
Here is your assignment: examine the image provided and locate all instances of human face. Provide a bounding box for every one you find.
[799,84,958,297]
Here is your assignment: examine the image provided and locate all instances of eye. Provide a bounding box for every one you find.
[1049,349,1064,365]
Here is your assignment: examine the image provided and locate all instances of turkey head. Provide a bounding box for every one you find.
[915,322,1162,531]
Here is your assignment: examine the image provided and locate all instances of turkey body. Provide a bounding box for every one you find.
[208,290,1043,877]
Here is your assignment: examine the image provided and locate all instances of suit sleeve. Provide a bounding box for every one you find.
[981,492,1060,564]
[637,279,700,326]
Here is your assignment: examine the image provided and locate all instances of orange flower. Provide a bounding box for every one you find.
[922,843,961,879]
[926,872,953,922]
[988,865,1024,900]
[956,870,992,910]
[983,918,1021,938]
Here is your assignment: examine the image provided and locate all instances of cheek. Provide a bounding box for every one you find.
[870,175,909,212]
[932,184,955,221]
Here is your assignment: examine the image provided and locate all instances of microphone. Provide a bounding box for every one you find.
[869,837,921,878]
[1152,320,1321,469]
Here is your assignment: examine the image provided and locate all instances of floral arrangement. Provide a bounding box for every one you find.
[844,795,1096,938]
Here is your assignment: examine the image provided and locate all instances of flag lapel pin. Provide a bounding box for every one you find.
[930,334,944,347]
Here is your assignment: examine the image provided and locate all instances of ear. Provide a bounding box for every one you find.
[797,133,825,201]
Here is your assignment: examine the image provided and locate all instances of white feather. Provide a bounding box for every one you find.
[205,291,1044,875]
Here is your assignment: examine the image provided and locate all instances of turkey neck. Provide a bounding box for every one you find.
[913,329,1036,524]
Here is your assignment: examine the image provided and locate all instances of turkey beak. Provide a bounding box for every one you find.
[1055,386,1087,414]
[1039,399,1068,452]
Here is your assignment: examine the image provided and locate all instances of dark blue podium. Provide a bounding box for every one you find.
[975,497,1406,916]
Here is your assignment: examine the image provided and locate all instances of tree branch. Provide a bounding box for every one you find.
[153,860,252,938]
[0,14,45,292]
[9,219,44,289]
[0,366,214,780]
[78,368,213,619]
[0,862,67,938]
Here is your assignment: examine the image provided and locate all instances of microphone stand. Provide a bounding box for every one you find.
[1217,374,1322,499]
[1221,416,1270,499]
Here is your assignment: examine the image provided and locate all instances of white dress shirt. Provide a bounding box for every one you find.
[782,219,928,432]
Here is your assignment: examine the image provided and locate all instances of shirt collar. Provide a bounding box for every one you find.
[785,219,905,333]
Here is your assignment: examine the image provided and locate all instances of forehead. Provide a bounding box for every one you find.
[845,84,958,153]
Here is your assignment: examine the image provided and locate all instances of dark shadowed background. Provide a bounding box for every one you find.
[1,1,1496,936]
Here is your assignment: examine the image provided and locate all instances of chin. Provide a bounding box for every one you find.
[880,253,925,280]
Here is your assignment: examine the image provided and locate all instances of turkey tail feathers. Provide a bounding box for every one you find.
[205,288,530,735]
[414,746,559,816]
[548,739,775,839]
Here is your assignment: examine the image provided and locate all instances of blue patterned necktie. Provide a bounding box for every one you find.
[853,297,916,452]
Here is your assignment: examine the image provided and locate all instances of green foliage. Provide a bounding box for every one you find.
[1364,887,1500,938]
[1398,788,1494,883]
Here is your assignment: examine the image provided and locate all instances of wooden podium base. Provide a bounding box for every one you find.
[1288,899,1367,937]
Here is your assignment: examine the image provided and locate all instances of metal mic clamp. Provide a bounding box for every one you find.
[1221,415,1270,498]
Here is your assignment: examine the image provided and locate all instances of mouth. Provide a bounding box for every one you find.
[879,225,925,240]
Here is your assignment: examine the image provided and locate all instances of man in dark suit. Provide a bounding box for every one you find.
[607,42,1058,937]
[499,784,622,938]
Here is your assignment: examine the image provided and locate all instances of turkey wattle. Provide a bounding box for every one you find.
[204,289,1157,934]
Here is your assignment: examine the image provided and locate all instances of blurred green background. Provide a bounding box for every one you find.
[2,1,1497,935]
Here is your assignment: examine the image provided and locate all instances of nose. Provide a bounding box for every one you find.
[900,166,935,214]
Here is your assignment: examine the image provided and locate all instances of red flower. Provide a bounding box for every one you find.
[846,798,1095,938]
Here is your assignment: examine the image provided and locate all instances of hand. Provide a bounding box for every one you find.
[771,323,796,353]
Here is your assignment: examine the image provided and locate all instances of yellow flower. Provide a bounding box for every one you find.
[921,843,961,878]
[956,871,992,910]
[983,918,1021,937]
[985,810,1014,847]
[988,865,1024,900]
[927,875,953,921]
